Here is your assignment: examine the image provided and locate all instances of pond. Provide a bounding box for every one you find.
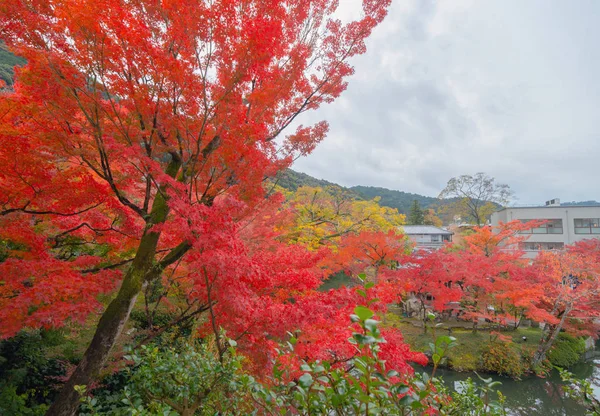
[434,358,600,415]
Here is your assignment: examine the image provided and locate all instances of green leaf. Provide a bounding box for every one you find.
[364,318,380,333]
[353,333,374,345]
[398,395,414,406]
[357,289,367,298]
[358,393,371,403]
[364,282,375,290]
[435,336,452,346]
[354,306,374,321]
[367,298,380,306]
[298,373,313,388]
[392,384,409,395]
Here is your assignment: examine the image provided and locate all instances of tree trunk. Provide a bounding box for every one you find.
[46,231,160,416]
[46,159,181,416]
[532,304,572,368]
[421,300,427,334]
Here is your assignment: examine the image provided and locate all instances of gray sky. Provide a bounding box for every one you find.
[292,0,600,205]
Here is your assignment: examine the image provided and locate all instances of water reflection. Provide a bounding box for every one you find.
[434,359,599,416]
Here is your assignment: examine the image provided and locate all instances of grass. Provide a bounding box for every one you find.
[385,313,543,374]
[318,272,357,291]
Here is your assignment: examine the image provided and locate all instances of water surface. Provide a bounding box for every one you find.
[435,359,600,415]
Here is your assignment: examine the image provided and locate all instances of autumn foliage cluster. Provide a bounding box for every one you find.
[396,220,600,369]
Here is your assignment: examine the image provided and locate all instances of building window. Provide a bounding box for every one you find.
[520,219,563,234]
[520,242,564,251]
[431,234,441,243]
[574,218,600,234]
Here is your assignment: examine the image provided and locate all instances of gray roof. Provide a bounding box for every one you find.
[401,225,453,235]
[495,205,600,212]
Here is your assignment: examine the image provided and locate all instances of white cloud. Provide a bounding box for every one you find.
[293,0,600,204]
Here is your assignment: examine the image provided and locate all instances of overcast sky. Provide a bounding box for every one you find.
[292,0,600,205]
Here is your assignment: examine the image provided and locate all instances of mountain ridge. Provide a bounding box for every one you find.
[276,169,443,215]
[278,169,600,215]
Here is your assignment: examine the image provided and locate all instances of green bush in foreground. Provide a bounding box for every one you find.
[78,307,507,415]
[558,367,600,415]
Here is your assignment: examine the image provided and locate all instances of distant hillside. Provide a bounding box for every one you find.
[273,168,358,195]
[0,43,25,87]
[562,200,600,206]
[275,169,437,214]
[279,170,600,218]
[349,185,439,214]
[273,169,342,192]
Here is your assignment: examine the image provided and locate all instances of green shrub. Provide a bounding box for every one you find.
[318,271,357,291]
[79,340,256,415]
[80,307,507,415]
[0,386,47,416]
[450,352,479,372]
[480,341,526,379]
[0,331,66,410]
[548,333,585,368]
[129,309,177,330]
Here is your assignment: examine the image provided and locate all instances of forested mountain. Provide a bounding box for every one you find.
[562,200,600,206]
[273,169,347,192]
[349,185,439,214]
[0,43,25,87]
[278,170,600,216]
[276,169,440,214]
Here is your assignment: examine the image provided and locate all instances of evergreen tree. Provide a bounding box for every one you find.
[408,200,425,225]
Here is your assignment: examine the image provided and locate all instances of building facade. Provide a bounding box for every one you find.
[490,201,600,258]
[402,225,453,250]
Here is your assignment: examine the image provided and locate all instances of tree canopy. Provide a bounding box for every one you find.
[0,0,393,413]
[438,172,512,225]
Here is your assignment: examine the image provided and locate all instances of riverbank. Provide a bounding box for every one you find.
[432,360,600,416]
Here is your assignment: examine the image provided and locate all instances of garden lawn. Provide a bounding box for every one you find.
[385,314,543,373]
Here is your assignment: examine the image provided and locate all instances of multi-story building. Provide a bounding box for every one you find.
[490,199,600,258]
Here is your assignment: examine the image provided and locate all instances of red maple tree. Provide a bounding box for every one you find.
[531,239,600,366]
[0,1,394,413]
[447,221,543,330]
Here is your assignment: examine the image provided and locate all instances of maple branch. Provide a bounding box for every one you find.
[81,258,135,274]
[203,266,224,362]
[266,28,366,144]
[87,241,190,277]
[0,201,104,217]
[80,247,174,274]
[157,241,192,270]
[50,220,131,246]
[133,302,212,350]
